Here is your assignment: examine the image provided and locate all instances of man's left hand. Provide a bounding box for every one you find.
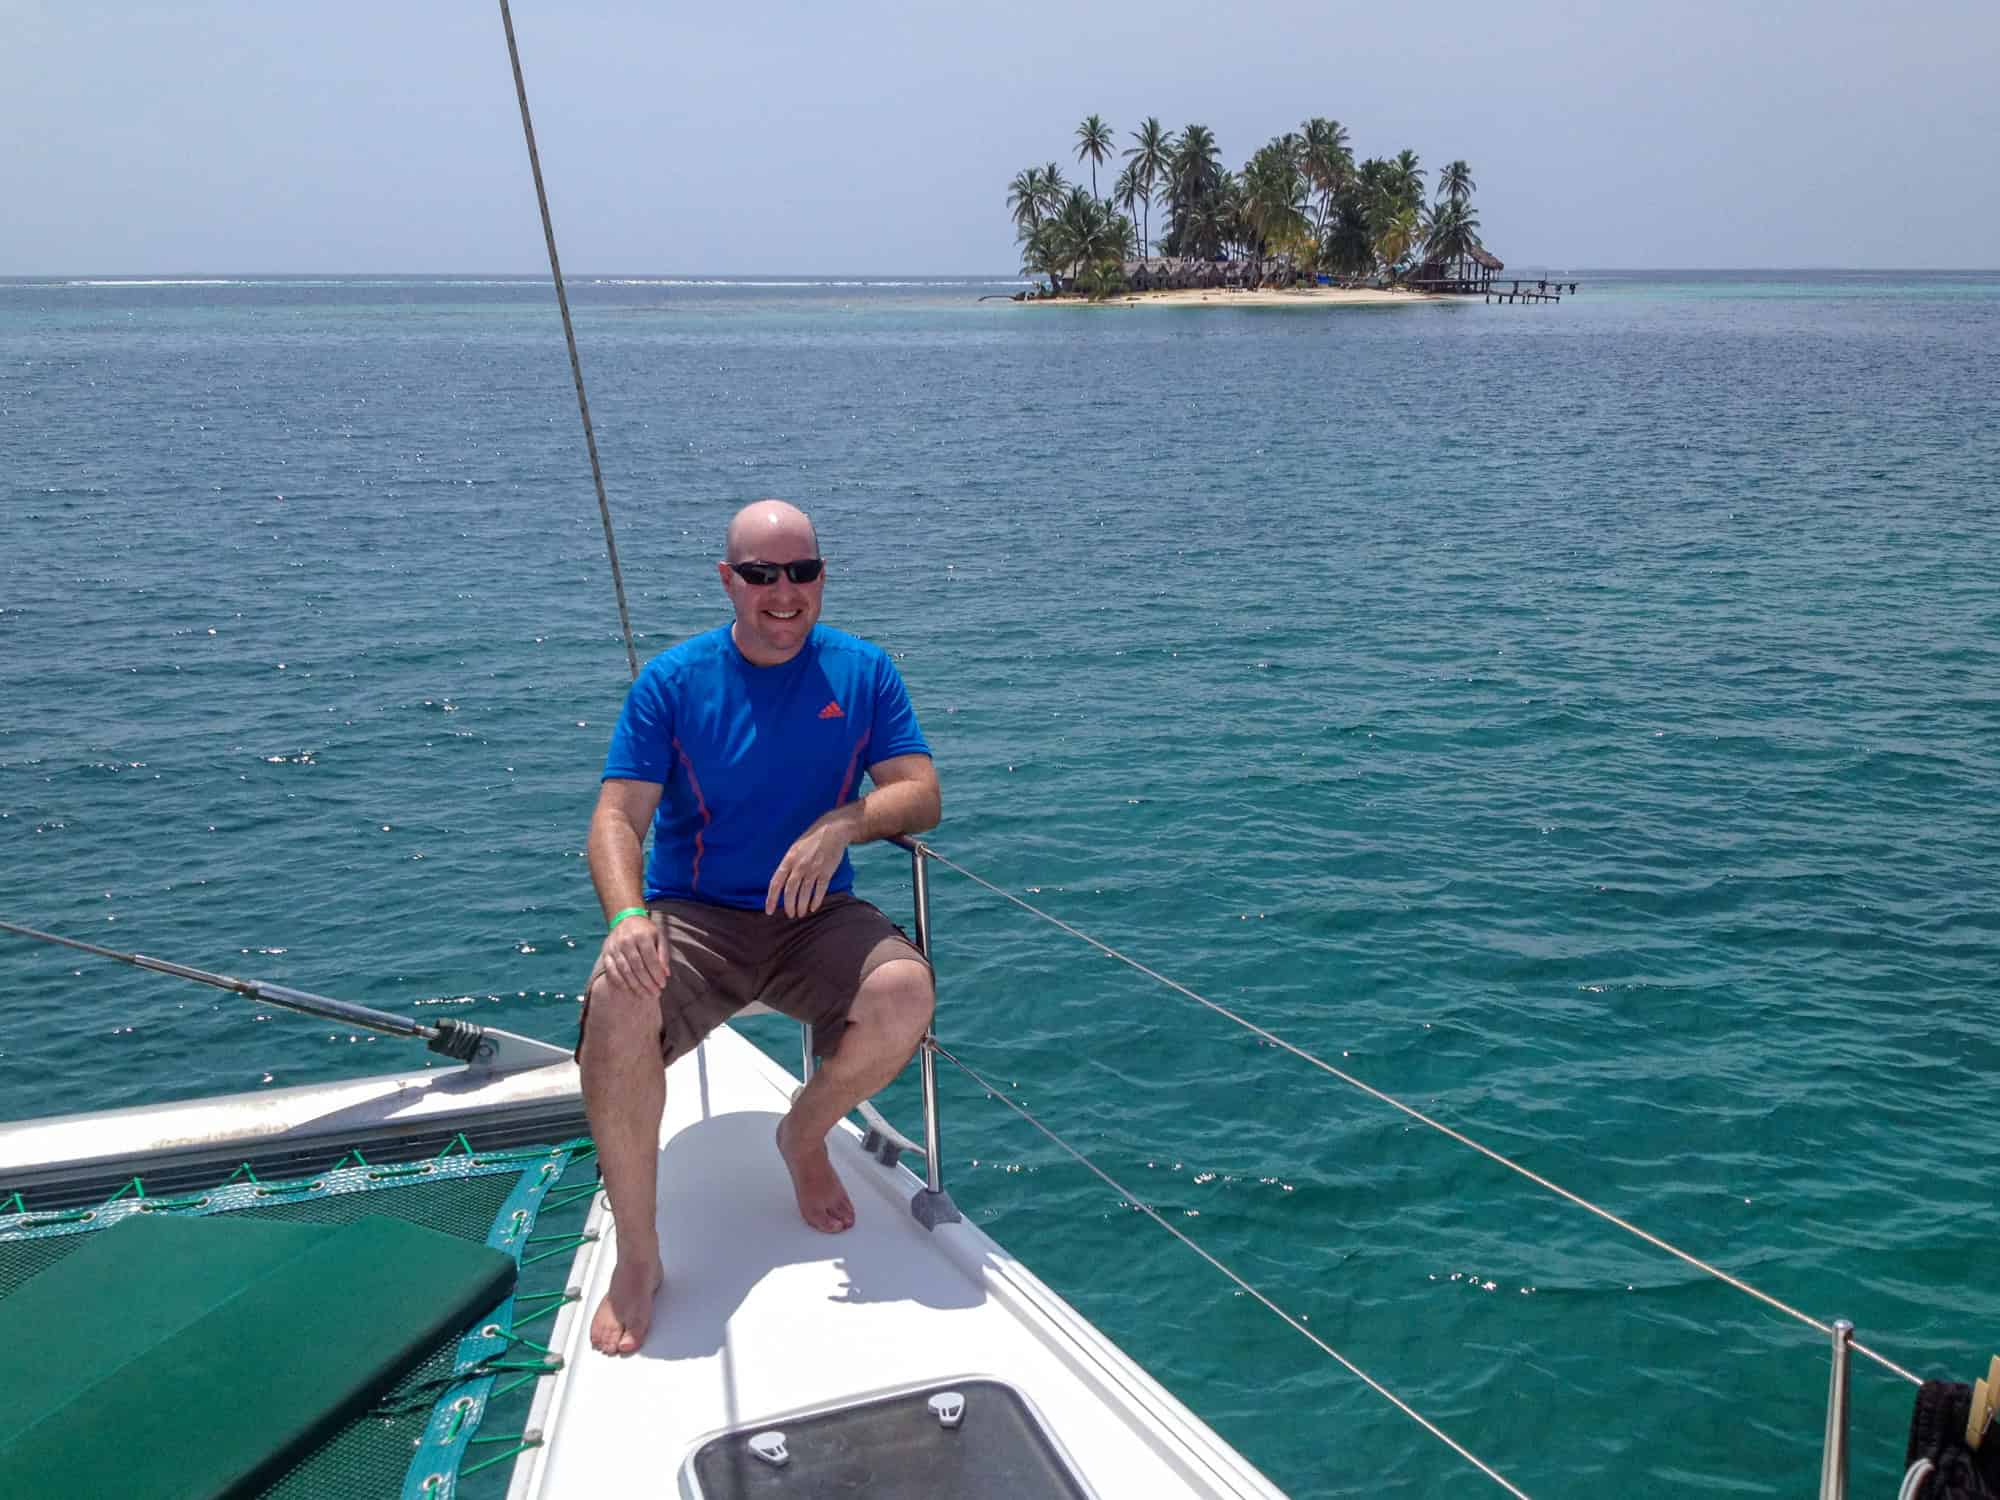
[766,811,857,917]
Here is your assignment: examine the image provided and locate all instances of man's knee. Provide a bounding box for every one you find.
[856,959,934,1043]
[581,974,662,1055]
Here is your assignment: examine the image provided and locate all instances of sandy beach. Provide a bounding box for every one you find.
[1026,285,1442,308]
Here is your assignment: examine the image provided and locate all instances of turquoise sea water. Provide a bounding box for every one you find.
[4,270,1997,1497]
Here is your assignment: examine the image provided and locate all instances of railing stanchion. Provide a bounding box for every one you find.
[1820,1318,1853,1500]
[914,844,942,1194]
[907,840,959,1228]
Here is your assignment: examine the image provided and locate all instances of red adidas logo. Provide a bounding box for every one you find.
[817,700,845,720]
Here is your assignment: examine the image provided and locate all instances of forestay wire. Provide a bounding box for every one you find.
[497,0,640,683]
[915,842,1924,1390]
[934,1039,1536,1499]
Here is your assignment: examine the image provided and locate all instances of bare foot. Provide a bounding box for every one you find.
[775,1115,856,1233]
[590,1250,664,1356]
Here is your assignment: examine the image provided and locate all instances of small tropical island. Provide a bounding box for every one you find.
[1007,115,1502,304]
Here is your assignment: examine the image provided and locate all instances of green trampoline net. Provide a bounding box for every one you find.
[1,1132,600,1500]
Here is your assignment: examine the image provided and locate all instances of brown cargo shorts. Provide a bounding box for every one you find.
[576,892,928,1066]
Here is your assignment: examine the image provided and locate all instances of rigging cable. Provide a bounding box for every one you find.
[914,841,1924,1390]
[935,1039,1535,1499]
[497,0,640,684]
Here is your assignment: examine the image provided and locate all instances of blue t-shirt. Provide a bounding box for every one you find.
[602,624,932,910]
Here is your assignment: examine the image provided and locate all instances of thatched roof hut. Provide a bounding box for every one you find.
[1260,253,1298,288]
[1120,258,1157,290]
[1123,257,1248,292]
[1413,240,1504,290]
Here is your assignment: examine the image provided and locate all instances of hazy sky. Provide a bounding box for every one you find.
[7,0,1996,274]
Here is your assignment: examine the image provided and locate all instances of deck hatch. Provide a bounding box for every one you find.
[684,1376,1094,1498]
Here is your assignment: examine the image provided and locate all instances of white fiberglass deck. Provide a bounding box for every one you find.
[514,1024,1287,1499]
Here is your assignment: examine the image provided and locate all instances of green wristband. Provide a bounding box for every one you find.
[608,906,651,930]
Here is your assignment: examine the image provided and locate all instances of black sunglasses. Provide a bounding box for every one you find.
[729,558,825,586]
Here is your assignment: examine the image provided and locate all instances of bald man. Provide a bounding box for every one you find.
[578,499,941,1356]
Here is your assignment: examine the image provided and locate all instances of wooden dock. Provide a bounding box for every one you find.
[1406,276,1580,303]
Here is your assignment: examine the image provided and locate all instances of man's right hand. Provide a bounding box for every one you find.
[599,910,668,996]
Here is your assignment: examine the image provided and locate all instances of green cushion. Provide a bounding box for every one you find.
[0,1212,517,1498]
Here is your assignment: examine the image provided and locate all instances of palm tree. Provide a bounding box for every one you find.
[1438,159,1476,206]
[1422,197,1483,276]
[1389,149,1426,214]
[1123,117,1174,258]
[1352,155,1400,263]
[1281,132,1308,175]
[1183,192,1228,262]
[1074,115,1114,201]
[1049,186,1133,297]
[1088,213,1139,295]
[1321,182,1374,277]
[1035,162,1070,223]
[1007,166,1049,234]
[1170,124,1222,203]
[1020,220,1066,295]
[1375,203,1420,281]
[1300,117,1352,244]
[1162,123,1223,255]
[1215,170,1249,261]
[1242,141,1310,283]
[1112,162,1145,257]
[1447,202,1482,261]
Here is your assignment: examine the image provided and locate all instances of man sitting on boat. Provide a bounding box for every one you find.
[578,498,942,1356]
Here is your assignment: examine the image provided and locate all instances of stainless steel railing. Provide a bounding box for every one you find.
[796,837,957,1228]
[1820,1318,1853,1500]
[909,841,945,1196]
[901,838,958,1227]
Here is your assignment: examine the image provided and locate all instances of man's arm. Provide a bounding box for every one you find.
[765,753,941,917]
[839,752,941,842]
[588,778,668,993]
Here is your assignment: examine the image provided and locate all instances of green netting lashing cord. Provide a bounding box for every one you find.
[397,1139,599,1500]
[1,1133,601,1499]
